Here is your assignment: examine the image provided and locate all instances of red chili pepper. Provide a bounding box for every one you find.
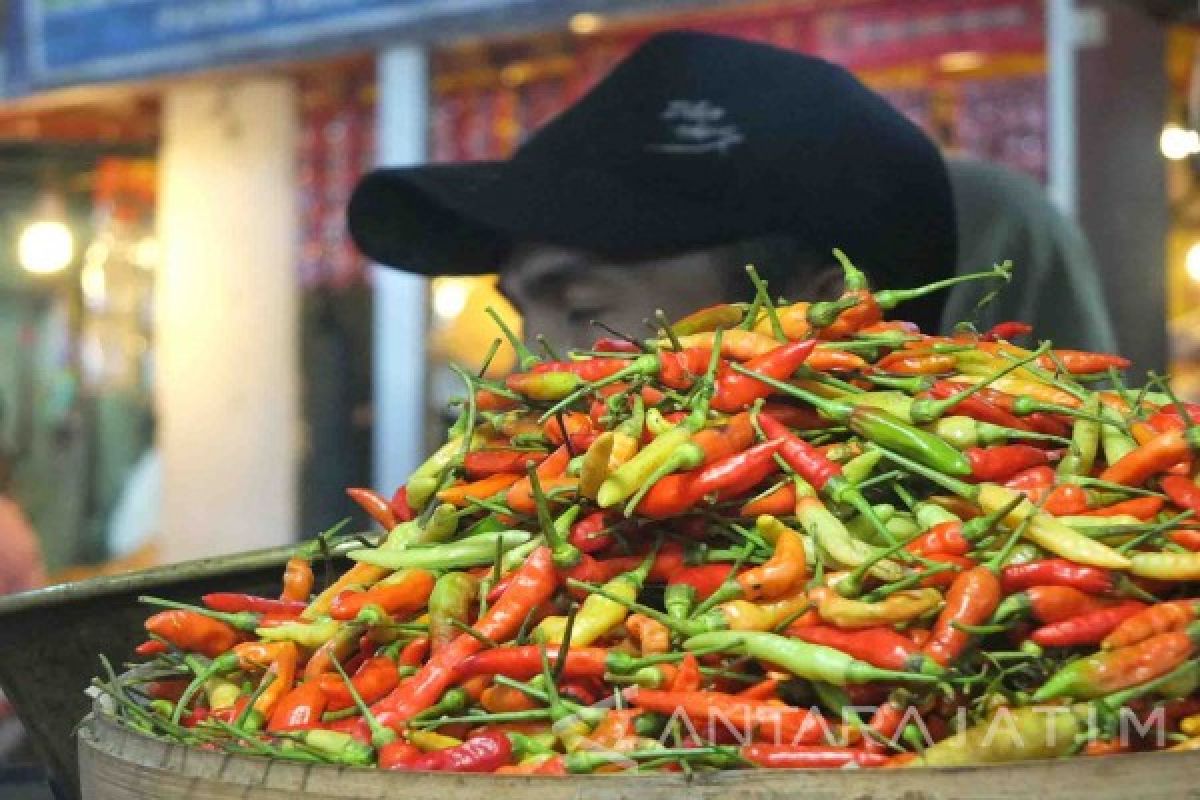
[346,487,398,530]
[670,653,703,692]
[393,731,514,773]
[1077,496,1164,521]
[864,693,909,754]
[454,646,609,682]
[202,593,307,616]
[923,565,1003,667]
[1102,600,1200,650]
[1000,559,1114,595]
[629,688,827,744]
[667,564,740,602]
[1100,427,1200,487]
[1038,350,1131,375]
[390,486,415,523]
[474,389,519,412]
[905,521,971,557]
[739,743,888,769]
[591,337,642,354]
[144,610,239,658]
[134,640,168,657]
[1163,475,1200,514]
[1025,484,1090,515]
[997,585,1117,624]
[463,450,547,480]
[532,359,623,381]
[927,381,1031,431]
[1171,529,1200,552]
[505,445,571,515]
[739,483,796,517]
[266,681,328,732]
[790,626,934,673]
[758,412,842,490]
[965,444,1051,483]
[877,351,957,375]
[330,569,436,621]
[691,439,784,500]
[318,656,402,711]
[437,474,521,507]
[657,347,716,390]
[542,411,594,448]
[373,548,559,728]
[982,321,1033,341]
[378,741,423,770]
[398,637,430,667]
[1030,601,1147,648]
[1036,625,1200,700]
[917,553,976,588]
[568,510,615,554]
[760,403,834,430]
[711,339,818,412]
[1003,465,1056,491]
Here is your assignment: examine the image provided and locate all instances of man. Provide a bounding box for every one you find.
[349,31,1114,353]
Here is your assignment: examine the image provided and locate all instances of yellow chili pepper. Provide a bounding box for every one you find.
[578,432,615,500]
[977,484,1131,570]
[814,587,943,629]
[1130,552,1200,581]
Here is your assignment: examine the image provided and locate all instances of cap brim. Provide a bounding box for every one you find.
[347,159,755,275]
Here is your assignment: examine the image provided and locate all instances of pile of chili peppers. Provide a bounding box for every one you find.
[98,253,1200,773]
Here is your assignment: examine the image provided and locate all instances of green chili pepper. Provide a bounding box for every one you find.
[1058,394,1101,477]
[429,572,479,651]
[683,630,939,686]
[347,531,532,570]
[911,705,1089,766]
[256,617,340,648]
[730,365,971,476]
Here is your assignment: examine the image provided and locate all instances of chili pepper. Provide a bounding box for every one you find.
[329,569,436,621]
[203,593,306,617]
[737,522,807,601]
[1035,622,1200,700]
[628,687,829,743]
[1039,349,1131,375]
[873,446,1131,569]
[1130,552,1200,581]
[1003,465,1055,491]
[134,640,168,658]
[923,530,1018,667]
[1163,474,1200,515]
[912,705,1088,766]
[790,626,941,675]
[407,433,483,513]
[740,743,888,769]
[691,438,784,500]
[877,351,958,375]
[1030,601,1147,648]
[739,483,795,517]
[529,358,628,382]
[926,380,1031,431]
[390,485,414,523]
[567,510,613,554]
[143,610,239,658]
[348,531,532,571]
[964,444,1052,483]
[1000,559,1114,595]
[505,371,583,402]
[281,557,315,603]
[671,303,747,336]
[1171,528,1200,551]
[347,487,398,530]
[995,585,1117,625]
[463,450,546,480]
[983,321,1033,341]
[1103,600,1200,650]
[437,474,521,507]
[684,630,940,686]
[709,339,818,412]
[266,681,327,732]
[1077,496,1164,520]
[539,549,654,646]
[1100,426,1200,487]
[814,587,943,630]
[474,388,519,412]
[426,572,478,653]
[791,481,902,580]
[317,656,401,711]
[373,547,558,728]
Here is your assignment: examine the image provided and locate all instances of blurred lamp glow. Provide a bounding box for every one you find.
[433,278,469,320]
[569,12,603,34]
[1187,242,1200,284]
[1161,125,1200,160]
[18,220,74,274]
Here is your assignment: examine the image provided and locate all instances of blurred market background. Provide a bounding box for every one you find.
[0,0,1192,591]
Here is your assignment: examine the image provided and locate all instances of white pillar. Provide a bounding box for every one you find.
[1046,0,1077,217]
[156,77,299,563]
[372,46,430,494]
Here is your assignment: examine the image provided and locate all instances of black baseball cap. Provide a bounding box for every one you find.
[348,31,956,288]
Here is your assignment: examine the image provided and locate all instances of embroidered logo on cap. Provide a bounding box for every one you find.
[647,100,744,155]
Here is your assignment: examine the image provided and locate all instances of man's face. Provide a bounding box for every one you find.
[497,244,732,350]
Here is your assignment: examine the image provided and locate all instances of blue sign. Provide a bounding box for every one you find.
[8,0,550,91]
